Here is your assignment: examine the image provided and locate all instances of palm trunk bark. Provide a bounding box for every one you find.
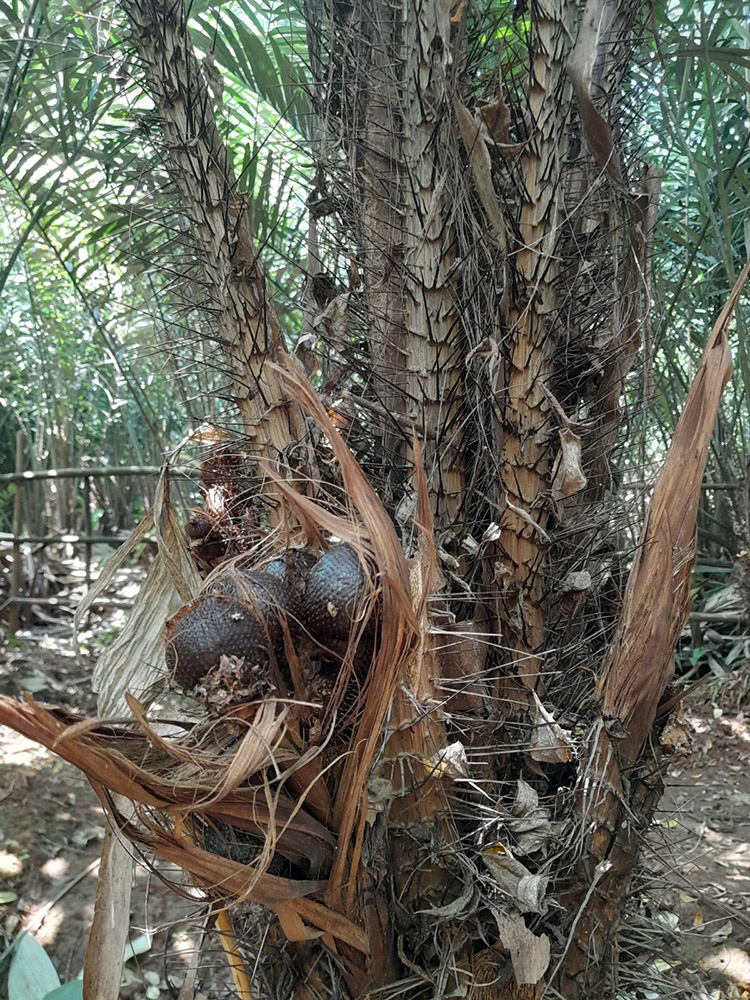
[329,0,466,535]
[124,0,306,473]
[495,0,576,684]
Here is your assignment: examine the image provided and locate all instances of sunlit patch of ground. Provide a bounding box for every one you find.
[623,693,750,1000]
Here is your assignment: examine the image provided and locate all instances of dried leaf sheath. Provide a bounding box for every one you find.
[598,261,746,764]
[75,471,201,716]
[0,689,376,963]
[269,359,419,905]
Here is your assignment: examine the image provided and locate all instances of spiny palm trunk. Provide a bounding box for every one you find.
[124,0,307,473]
[118,0,740,998]
[309,1,680,996]
[343,0,466,532]
[495,0,576,685]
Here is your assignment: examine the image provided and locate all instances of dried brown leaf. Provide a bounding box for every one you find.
[197,700,287,804]
[270,358,417,909]
[550,427,587,502]
[494,910,551,985]
[483,845,549,914]
[0,694,334,873]
[479,93,510,144]
[79,470,200,717]
[454,99,506,248]
[500,777,563,856]
[529,691,572,764]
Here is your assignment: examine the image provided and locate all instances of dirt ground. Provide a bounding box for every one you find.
[628,686,750,1000]
[0,630,233,1000]
[1,626,749,999]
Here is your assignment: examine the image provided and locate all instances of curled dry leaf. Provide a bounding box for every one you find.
[529,691,572,764]
[483,521,503,543]
[542,386,588,509]
[497,777,564,857]
[551,427,587,503]
[420,740,469,780]
[415,875,476,919]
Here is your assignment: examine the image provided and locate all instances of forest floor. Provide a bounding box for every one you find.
[626,677,750,1000]
[0,631,217,1000]
[0,610,749,999]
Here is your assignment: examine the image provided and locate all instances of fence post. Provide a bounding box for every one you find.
[83,475,92,588]
[8,431,25,637]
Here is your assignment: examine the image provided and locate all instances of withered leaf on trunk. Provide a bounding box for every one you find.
[568,0,624,184]
[493,910,551,986]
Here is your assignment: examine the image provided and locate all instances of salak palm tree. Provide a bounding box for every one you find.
[0,0,747,998]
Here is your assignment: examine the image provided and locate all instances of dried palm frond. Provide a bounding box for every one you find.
[0,692,368,951]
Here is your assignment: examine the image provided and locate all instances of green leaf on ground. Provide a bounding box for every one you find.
[8,932,61,1000]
